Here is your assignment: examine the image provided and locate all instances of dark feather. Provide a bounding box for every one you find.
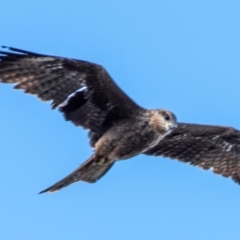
[39,155,115,193]
[144,123,240,183]
[2,46,240,190]
[0,47,143,145]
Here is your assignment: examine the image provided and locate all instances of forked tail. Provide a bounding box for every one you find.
[39,154,114,194]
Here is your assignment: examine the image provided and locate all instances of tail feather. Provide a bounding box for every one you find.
[39,155,114,194]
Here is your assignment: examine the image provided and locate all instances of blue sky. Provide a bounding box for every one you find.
[1,1,240,239]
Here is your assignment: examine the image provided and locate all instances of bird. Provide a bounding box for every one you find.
[0,46,240,194]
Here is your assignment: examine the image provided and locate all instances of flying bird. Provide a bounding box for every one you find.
[0,47,240,193]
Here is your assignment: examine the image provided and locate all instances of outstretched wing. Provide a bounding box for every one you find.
[0,47,143,146]
[144,123,240,184]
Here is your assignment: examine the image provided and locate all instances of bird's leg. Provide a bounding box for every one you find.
[94,155,110,164]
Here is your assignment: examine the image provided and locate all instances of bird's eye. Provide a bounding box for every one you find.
[165,114,170,121]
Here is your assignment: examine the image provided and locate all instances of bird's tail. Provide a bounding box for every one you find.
[39,154,114,194]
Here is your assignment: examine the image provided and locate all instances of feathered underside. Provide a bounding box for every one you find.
[0,46,143,146]
[145,123,240,183]
[1,46,240,189]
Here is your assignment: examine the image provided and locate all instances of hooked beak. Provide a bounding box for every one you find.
[167,122,178,131]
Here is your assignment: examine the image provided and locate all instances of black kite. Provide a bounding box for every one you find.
[0,47,239,193]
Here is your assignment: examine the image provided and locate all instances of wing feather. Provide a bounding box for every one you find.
[0,47,143,145]
[144,123,240,183]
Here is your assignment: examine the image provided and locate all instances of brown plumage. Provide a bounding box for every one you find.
[144,123,240,183]
[0,46,240,193]
[0,47,177,193]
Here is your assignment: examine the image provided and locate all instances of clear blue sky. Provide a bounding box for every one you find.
[1,1,240,239]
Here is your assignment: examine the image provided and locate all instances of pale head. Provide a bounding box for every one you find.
[149,109,178,135]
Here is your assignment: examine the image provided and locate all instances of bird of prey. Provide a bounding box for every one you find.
[0,47,240,194]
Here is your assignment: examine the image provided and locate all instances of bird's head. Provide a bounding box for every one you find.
[149,109,178,135]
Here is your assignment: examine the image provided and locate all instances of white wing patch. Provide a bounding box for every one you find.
[222,141,233,152]
[29,57,56,62]
[58,86,87,108]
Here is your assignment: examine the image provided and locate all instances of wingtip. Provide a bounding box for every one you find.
[1,46,12,50]
[0,46,40,55]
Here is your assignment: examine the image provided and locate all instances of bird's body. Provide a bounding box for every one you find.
[1,46,240,193]
[94,109,175,160]
[40,109,176,193]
